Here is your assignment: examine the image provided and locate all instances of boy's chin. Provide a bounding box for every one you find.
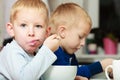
[65,49,75,54]
[67,51,75,55]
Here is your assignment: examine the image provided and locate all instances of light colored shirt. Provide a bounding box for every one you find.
[0,40,57,80]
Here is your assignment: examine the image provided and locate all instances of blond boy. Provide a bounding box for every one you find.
[49,2,113,80]
[0,0,60,80]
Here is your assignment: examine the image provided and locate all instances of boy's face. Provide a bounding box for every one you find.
[7,8,49,54]
[61,20,91,54]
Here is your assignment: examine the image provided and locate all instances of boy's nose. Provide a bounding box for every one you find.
[28,27,35,37]
[80,38,85,47]
[28,33,34,37]
[77,39,85,49]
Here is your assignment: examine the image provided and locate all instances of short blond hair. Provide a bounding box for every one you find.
[49,2,92,34]
[10,0,48,25]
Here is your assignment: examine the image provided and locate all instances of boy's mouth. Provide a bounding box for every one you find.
[28,40,39,46]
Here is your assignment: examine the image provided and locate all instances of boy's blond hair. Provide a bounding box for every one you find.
[49,2,92,34]
[10,0,49,25]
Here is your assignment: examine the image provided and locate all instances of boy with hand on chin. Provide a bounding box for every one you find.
[49,2,113,80]
[0,0,60,80]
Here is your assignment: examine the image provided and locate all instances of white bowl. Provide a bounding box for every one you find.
[41,66,77,80]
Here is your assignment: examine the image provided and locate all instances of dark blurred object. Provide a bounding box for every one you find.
[90,28,104,47]
[109,72,113,79]
[3,37,13,46]
[114,0,120,17]
[100,0,120,41]
[86,33,97,54]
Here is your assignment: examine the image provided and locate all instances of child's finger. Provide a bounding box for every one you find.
[54,36,61,40]
[50,34,61,40]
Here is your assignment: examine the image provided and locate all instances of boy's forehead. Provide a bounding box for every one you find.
[10,11,46,29]
[15,8,43,18]
[18,7,45,13]
[12,8,48,22]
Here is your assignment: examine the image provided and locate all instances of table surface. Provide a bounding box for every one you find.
[90,72,107,80]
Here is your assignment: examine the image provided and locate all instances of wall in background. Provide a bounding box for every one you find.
[0,0,5,46]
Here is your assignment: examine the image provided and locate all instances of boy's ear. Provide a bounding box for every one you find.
[45,26,51,38]
[6,23,14,37]
[58,26,66,38]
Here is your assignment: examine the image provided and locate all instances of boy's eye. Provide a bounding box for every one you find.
[20,24,26,27]
[79,36,83,39]
[35,25,43,28]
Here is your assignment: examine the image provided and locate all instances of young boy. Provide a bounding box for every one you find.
[0,0,60,80]
[49,2,113,79]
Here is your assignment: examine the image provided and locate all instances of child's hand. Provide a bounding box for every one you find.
[75,76,88,80]
[43,34,60,52]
